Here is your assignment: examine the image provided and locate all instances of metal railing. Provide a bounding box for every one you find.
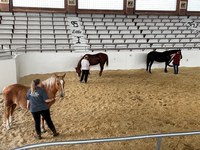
[13,131,200,150]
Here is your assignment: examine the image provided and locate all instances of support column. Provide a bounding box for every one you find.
[125,0,135,15]
[179,0,187,15]
[0,0,10,11]
[66,0,77,13]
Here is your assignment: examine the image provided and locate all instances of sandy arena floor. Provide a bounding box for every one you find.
[1,67,200,150]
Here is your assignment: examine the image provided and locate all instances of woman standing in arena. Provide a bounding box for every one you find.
[171,50,182,74]
[80,55,90,83]
[26,79,59,139]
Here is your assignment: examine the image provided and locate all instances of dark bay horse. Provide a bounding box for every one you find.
[75,53,109,76]
[146,49,182,73]
[3,74,66,130]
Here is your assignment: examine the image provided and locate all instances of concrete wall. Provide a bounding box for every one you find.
[0,50,200,92]
[0,58,17,92]
[15,51,148,77]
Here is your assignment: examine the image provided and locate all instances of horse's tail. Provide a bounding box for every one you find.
[106,54,109,66]
[2,86,10,109]
[2,86,7,106]
[167,56,174,67]
[2,87,8,127]
[146,54,150,71]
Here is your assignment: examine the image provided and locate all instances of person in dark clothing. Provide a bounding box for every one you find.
[171,50,182,74]
[26,79,59,139]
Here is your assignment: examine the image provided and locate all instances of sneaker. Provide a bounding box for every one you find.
[53,132,59,137]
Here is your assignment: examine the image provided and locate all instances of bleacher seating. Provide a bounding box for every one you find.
[0,12,200,56]
[0,12,77,55]
[79,14,200,51]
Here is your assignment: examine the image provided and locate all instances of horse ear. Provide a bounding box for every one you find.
[54,74,59,78]
[62,73,66,78]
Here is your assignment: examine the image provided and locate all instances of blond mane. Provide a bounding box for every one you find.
[42,76,57,89]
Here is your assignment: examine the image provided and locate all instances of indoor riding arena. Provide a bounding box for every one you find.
[1,0,200,150]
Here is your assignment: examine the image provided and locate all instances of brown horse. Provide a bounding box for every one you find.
[3,74,66,130]
[75,53,109,76]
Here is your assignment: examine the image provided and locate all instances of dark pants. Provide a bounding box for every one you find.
[173,64,179,74]
[80,70,89,83]
[31,109,56,135]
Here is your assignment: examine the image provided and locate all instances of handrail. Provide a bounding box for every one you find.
[13,131,200,150]
[1,48,75,53]
[85,32,199,36]
[89,45,200,51]
[0,50,13,56]
[0,46,199,54]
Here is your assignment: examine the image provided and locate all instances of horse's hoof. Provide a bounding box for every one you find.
[6,125,11,130]
[9,122,12,127]
[42,130,47,133]
[41,129,47,133]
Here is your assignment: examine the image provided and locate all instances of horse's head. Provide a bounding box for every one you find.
[54,73,66,98]
[75,67,81,77]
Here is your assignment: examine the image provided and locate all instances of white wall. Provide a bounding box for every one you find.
[1,50,200,92]
[0,58,17,92]
[15,51,148,77]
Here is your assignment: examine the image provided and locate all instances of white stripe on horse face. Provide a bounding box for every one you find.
[59,80,64,92]
[60,79,64,85]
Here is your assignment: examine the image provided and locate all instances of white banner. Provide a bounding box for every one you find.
[67,17,89,51]
[13,0,64,8]
[136,0,177,11]
[188,0,200,11]
[78,0,123,10]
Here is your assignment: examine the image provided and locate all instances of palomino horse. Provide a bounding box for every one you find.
[75,53,109,76]
[3,74,66,130]
[146,49,182,73]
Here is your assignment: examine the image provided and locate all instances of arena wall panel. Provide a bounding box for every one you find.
[0,50,200,92]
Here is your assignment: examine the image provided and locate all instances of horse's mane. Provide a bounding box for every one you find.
[76,55,85,68]
[164,49,180,54]
[42,76,56,89]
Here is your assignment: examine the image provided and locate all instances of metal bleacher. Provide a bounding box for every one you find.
[79,14,200,51]
[0,12,200,56]
[0,12,76,56]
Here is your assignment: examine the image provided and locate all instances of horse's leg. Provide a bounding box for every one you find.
[146,64,149,72]
[164,62,168,73]
[99,63,104,76]
[10,104,17,127]
[149,61,154,73]
[146,58,150,72]
[41,116,46,133]
[5,106,11,129]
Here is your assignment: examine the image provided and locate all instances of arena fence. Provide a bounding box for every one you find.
[13,131,200,150]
